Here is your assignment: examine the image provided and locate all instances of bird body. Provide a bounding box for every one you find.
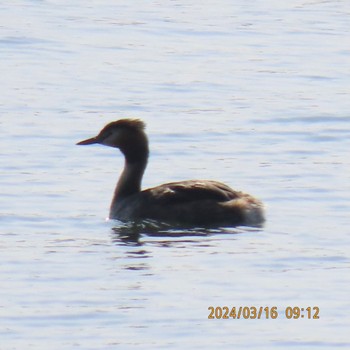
[77,119,264,227]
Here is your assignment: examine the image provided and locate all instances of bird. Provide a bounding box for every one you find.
[77,119,264,227]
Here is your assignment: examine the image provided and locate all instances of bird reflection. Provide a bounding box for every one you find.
[110,219,247,246]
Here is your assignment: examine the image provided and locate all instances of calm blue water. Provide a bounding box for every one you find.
[1,1,350,349]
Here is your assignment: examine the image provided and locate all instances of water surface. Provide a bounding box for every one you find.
[1,1,350,349]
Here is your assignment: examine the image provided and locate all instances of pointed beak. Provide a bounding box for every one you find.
[76,136,99,145]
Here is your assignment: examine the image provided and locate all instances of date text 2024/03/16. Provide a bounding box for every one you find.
[208,306,320,320]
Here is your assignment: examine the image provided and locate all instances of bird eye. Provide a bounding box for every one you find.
[99,130,112,141]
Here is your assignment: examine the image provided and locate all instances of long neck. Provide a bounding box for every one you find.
[113,157,147,201]
[111,131,149,203]
[109,130,149,217]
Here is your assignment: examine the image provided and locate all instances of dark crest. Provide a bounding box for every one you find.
[105,119,146,132]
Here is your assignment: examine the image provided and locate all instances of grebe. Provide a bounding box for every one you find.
[77,119,264,227]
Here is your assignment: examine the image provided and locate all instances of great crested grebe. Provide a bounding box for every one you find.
[77,119,264,227]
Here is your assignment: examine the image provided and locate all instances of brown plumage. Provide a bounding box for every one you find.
[77,119,264,227]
